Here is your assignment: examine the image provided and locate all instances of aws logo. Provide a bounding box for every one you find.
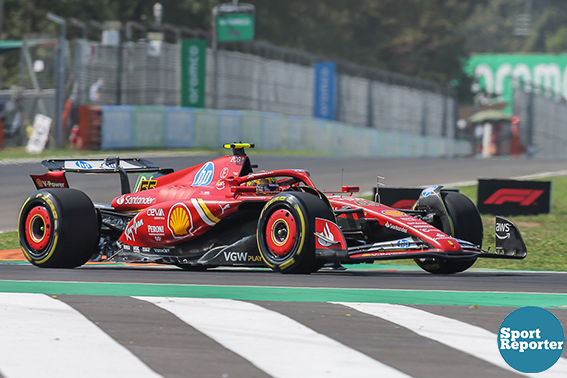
[484,189,544,206]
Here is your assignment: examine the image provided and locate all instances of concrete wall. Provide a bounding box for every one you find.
[101,106,471,157]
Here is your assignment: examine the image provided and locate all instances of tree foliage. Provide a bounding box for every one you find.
[251,0,483,85]
[462,0,567,54]
[3,0,567,90]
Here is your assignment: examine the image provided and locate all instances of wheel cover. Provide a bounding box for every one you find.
[25,206,52,252]
[266,209,297,257]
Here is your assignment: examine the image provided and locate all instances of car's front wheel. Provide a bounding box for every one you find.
[414,191,483,274]
[19,189,99,268]
[257,191,333,274]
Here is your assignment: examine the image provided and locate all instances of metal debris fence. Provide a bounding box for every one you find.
[208,47,456,138]
[7,37,459,149]
[513,86,567,159]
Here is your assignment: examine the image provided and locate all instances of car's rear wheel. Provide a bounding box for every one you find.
[19,189,99,268]
[257,191,333,274]
[414,191,483,274]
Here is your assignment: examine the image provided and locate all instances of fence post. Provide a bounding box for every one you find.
[526,90,534,155]
[366,79,373,128]
[47,12,66,148]
[116,38,123,105]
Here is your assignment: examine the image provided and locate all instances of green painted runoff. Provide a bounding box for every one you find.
[0,280,565,309]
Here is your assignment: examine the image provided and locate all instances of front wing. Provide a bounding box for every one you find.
[316,216,527,263]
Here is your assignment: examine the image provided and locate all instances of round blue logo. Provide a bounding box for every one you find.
[498,306,564,373]
[420,186,439,197]
[75,160,92,169]
[191,162,215,187]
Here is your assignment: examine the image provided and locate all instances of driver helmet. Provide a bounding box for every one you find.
[246,176,278,192]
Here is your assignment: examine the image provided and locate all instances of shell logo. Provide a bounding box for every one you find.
[167,203,193,238]
[382,210,406,217]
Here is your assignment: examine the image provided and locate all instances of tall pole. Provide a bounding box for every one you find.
[47,13,66,148]
[212,6,218,109]
[0,0,4,90]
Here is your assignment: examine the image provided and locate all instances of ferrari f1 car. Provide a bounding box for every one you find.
[19,143,527,274]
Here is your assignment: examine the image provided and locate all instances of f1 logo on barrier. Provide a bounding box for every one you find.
[484,189,544,206]
[478,179,551,216]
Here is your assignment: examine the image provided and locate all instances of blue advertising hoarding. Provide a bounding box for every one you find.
[313,62,336,120]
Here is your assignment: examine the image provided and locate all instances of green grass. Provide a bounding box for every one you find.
[0,231,18,251]
[460,176,567,271]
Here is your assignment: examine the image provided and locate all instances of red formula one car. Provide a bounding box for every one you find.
[18,143,527,274]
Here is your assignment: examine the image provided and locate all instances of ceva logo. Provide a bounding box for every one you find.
[484,189,544,206]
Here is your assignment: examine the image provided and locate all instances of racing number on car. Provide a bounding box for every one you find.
[229,156,243,164]
[138,180,157,191]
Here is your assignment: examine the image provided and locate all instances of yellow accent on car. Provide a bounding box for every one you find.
[267,196,287,206]
[169,206,191,237]
[34,199,59,265]
[223,143,254,149]
[280,257,295,269]
[293,204,306,256]
[270,218,289,246]
[197,198,221,223]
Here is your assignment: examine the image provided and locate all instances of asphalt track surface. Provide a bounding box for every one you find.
[0,263,566,378]
[1,154,567,377]
[2,152,567,231]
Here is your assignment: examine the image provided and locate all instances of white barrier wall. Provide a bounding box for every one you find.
[101,106,471,157]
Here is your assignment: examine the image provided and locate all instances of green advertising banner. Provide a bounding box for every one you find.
[465,54,567,112]
[181,39,207,108]
[216,12,255,42]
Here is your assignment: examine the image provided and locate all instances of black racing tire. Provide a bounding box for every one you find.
[257,191,334,274]
[414,191,483,274]
[18,189,99,268]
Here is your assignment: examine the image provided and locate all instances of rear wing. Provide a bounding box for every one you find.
[41,157,169,173]
[34,156,174,194]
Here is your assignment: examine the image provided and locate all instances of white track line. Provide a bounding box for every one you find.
[336,302,567,378]
[0,293,163,378]
[137,296,413,378]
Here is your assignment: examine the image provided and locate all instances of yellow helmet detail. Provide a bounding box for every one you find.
[246,176,278,192]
